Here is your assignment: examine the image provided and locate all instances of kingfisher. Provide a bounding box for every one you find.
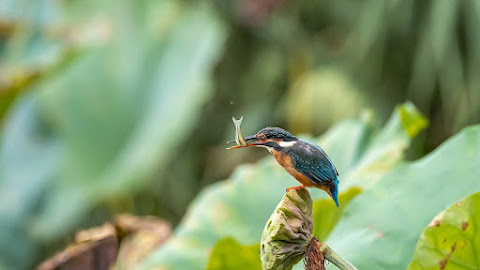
[227,127,339,206]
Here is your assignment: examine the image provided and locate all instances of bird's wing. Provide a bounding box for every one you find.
[290,143,338,187]
[313,145,339,177]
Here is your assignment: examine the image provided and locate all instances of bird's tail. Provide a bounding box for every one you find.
[330,179,339,207]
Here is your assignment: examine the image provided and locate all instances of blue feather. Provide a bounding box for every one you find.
[330,179,339,207]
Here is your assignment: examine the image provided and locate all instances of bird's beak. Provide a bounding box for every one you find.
[226,135,266,149]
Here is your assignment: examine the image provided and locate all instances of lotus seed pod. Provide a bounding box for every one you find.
[260,188,313,270]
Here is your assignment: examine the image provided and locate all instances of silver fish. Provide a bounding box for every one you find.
[232,116,247,146]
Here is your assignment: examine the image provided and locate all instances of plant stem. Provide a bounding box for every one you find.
[307,238,358,270]
[318,241,358,270]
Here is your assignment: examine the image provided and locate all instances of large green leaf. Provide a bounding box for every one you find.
[0,96,60,269]
[30,3,225,240]
[407,192,480,270]
[206,238,261,270]
[0,1,225,269]
[137,103,426,270]
[325,125,480,269]
[313,187,362,241]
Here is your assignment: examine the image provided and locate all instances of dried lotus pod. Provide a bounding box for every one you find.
[261,188,313,270]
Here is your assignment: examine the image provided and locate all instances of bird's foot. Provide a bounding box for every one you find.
[286,185,305,192]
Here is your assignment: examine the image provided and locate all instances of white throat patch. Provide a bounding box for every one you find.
[278,141,297,147]
[258,145,274,153]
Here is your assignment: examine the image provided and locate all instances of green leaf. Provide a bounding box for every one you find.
[398,102,429,139]
[0,2,225,269]
[407,192,480,270]
[325,125,480,269]
[206,238,261,270]
[137,103,425,270]
[33,2,225,239]
[0,96,60,269]
[344,102,428,189]
[313,187,362,241]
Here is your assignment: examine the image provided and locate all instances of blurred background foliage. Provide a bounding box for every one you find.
[1,0,479,269]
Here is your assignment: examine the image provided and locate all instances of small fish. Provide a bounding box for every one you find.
[232,116,247,146]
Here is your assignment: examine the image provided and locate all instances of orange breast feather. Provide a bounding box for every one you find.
[273,151,314,187]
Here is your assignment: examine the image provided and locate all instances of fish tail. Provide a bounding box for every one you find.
[232,116,243,126]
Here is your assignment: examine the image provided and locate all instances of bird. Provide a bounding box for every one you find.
[228,127,339,206]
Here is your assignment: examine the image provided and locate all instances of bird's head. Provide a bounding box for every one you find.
[227,127,298,152]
